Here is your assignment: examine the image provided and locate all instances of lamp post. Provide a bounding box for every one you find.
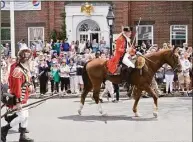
[106,6,115,56]
[10,1,15,58]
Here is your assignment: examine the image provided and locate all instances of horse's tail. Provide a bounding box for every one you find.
[82,61,92,89]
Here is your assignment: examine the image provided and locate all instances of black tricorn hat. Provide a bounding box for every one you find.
[123,26,132,32]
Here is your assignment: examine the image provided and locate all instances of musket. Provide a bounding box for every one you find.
[1,94,59,119]
[131,17,142,48]
[1,104,5,109]
[33,70,44,80]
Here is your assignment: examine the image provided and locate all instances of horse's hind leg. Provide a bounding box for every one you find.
[78,87,91,115]
[93,85,107,116]
[132,86,142,117]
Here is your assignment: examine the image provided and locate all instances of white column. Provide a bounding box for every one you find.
[66,15,72,43]
[10,1,15,58]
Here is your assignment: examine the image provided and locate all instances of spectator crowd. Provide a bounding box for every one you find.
[1,38,192,103]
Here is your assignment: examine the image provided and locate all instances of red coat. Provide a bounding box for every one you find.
[107,34,127,74]
[8,62,17,87]
[8,66,31,106]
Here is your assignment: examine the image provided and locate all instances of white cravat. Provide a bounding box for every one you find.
[122,33,131,52]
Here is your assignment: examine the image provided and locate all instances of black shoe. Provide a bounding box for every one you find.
[159,94,166,98]
[19,127,29,133]
[142,95,150,98]
[19,124,29,133]
[112,100,118,103]
[1,124,11,142]
[99,99,103,103]
[19,128,34,142]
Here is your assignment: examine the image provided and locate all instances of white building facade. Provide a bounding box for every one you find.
[65,3,110,44]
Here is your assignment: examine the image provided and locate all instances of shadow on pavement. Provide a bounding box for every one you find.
[58,115,158,122]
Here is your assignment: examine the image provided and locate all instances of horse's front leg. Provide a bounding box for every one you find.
[132,87,142,117]
[146,86,159,118]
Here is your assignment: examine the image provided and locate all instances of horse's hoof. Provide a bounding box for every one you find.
[78,110,82,115]
[99,110,103,114]
[99,110,107,116]
[134,112,141,117]
[99,99,103,103]
[101,112,108,116]
[153,111,158,118]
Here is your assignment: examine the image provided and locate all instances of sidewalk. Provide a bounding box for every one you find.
[30,86,192,99]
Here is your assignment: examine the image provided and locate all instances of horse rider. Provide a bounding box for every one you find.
[1,46,34,142]
[107,26,137,74]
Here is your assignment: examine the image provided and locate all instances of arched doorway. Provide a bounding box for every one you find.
[77,19,101,43]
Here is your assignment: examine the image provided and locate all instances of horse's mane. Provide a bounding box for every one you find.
[144,49,171,58]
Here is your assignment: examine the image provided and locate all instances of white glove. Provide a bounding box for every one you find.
[16,103,22,111]
[131,55,137,59]
[136,52,142,56]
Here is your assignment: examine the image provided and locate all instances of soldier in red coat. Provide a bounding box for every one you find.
[107,26,136,74]
[1,47,34,142]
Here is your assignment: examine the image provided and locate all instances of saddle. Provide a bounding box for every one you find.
[135,56,146,69]
[107,56,145,75]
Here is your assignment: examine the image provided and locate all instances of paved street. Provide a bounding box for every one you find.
[1,97,192,142]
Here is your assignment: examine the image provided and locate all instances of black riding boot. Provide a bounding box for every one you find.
[5,113,18,123]
[1,124,12,142]
[121,66,132,83]
[19,123,29,133]
[19,128,34,142]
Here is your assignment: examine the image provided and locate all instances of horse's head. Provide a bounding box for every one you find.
[164,47,182,73]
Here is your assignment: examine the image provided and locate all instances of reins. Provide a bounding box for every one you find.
[137,54,156,64]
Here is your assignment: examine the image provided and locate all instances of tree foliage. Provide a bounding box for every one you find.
[50,29,57,42]
[50,8,67,41]
[60,8,67,40]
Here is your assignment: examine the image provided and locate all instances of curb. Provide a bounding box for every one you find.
[29,92,192,99]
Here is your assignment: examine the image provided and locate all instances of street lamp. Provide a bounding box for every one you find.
[106,6,115,56]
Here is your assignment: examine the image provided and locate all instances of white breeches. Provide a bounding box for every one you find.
[70,76,79,93]
[165,74,174,92]
[100,80,114,99]
[10,108,29,128]
[122,53,135,68]
[77,75,83,85]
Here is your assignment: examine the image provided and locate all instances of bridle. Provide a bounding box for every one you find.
[173,62,181,72]
[171,52,181,72]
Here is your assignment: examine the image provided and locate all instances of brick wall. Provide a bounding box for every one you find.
[1,1,65,48]
[113,1,192,47]
[1,1,192,49]
[54,1,65,32]
[113,2,129,33]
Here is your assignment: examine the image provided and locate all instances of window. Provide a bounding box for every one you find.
[80,34,88,42]
[170,25,187,47]
[77,19,100,42]
[28,27,44,48]
[136,25,153,46]
[1,27,11,45]
[78,20,100,32]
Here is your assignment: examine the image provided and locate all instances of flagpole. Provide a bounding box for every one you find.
[10,1,15,58]
[0,1,2,138]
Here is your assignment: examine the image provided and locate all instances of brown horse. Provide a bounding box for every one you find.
[78,48,182,117]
